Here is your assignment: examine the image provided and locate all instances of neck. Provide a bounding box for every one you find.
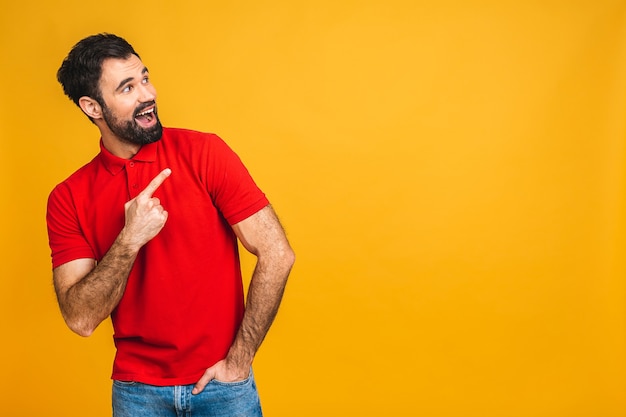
[99,125,141,159]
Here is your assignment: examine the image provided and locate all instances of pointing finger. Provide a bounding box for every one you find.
[139,168,171,198]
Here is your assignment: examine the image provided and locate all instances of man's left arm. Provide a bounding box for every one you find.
[193,205,295,394]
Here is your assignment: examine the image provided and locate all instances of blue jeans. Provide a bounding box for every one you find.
[112,371,263,417]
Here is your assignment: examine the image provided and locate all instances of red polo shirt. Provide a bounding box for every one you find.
[47,127,269,385]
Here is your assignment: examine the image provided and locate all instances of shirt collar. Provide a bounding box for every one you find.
[98,140,159,175]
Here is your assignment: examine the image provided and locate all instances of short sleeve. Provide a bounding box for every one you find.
[46,182,95,269]
[204,135,269,225]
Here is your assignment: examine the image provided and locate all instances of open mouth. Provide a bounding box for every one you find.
[135,107,156,127]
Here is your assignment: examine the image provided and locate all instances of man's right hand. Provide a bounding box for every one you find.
[52,168,172,336]
[121,168,172,251]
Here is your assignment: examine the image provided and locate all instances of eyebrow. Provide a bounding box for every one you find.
[115,67,149,92]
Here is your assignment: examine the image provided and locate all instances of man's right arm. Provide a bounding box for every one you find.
[53,168,171,337]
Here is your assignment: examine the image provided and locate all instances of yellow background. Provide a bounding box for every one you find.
[1,1,625,416]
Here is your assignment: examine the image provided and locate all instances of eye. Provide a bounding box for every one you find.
[122,85,132,93]
[142,76,150,84]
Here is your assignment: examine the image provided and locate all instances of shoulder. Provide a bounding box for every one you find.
[162,127,221,143]
[49,154,101,200]
[160,127,234,156]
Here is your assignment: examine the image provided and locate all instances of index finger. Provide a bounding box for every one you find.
[139,168,172,198]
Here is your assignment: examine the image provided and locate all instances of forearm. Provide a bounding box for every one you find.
[57,233,139,336]
[191,206,294,393]
[227,251,294,368]
[55,169,171,337]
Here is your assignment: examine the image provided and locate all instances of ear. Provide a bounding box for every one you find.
[78,96,103,120]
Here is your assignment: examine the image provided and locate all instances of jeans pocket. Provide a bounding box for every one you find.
[194,370,262,416]
[210,375,252,387]
[113,380,137,386]
[210,368,253,387]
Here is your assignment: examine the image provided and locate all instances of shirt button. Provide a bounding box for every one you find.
[129,162,135,167]
[133,184,138,188]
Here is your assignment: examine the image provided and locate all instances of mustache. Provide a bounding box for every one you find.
[134,101,157,117]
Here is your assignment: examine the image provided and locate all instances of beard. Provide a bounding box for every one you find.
[101,100,163,146]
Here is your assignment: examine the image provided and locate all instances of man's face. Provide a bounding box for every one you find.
[97,55,162,145]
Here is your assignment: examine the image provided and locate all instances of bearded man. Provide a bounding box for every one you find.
[47,33,294,417]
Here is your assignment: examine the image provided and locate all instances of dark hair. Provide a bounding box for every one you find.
[57,33,140,107]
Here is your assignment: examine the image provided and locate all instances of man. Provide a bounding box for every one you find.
[47,33,295,417]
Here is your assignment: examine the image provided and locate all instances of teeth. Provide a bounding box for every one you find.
[137,108,154,117]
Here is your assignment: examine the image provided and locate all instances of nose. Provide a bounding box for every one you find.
[139,83,156,102]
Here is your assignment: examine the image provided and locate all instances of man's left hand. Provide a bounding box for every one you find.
[192,358,250,395]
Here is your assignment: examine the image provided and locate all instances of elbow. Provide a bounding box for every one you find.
[69,323,96,338]
[63,315,96,337]
[262,244,295,279]
[281,245,296,274]
[285,246,295,270]
[55,290,100,337]
[73,327,95,338]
